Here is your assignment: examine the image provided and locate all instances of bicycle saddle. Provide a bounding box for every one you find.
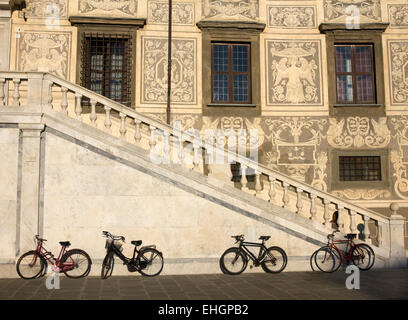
[131,240,142,247]
[345,234,356,240]
[59,241,71,247]
[259,236,270,241]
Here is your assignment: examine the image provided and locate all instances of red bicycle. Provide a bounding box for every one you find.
[16,235,92,279]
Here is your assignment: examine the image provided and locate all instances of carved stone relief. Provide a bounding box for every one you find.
[333,189,391,200]
[202,0,258,20]
[391,116,408,200]
[388,41,408,105]
[142,37,196,104]
[388,4,408,28]
[17,31,71,79]
[23,0,67,19]
[267,6,316,28]
[324,0,381,22]
[148,1,194,25]
[79,0,138,15]
[327,117,391,149]
[266,40,323,106]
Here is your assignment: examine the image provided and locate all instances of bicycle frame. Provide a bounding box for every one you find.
[326,238,358,263]
[33,240,73,272]
[238,241,268,265]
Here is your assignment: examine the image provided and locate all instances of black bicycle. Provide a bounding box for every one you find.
[101,231,164,279]
[219,235,287,275]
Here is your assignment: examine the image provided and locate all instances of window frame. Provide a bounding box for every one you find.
[338,155,382,182]
[334,43,376,105]
[210,42,252,104]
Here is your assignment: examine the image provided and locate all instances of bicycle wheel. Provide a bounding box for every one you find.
[310,250,318,271]
[261,246,287,273]
[351,245,372,271]
[137,248,164,277]
[101,253,115,279]
[16,251,45,280]
[314,247,336,273]
[356,243,375,270]
[60,249,92,279]
[219,247,247,275]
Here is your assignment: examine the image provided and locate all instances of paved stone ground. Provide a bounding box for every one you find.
[0,268,407,300]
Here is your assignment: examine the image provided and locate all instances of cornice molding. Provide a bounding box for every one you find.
[69,16,146,28]
[319,23,389,34]
[196,20,266,33]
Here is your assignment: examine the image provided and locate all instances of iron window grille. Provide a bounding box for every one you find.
[335,44,376,104]
[339,156,381,181]
[211,42,251,104]
[81,33,133,107]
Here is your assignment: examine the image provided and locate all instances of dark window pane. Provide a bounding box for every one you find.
[336,46,352,73]
[213,74,229,102]
[355,46,372,73]
[356,75,374,102]
[336,75,353,102]
[213,45,229,72]
[233,45,248,72]
[339,156,381,181]
[233,74,248,102]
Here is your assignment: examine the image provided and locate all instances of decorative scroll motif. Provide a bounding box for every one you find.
[267,6,316,28]
[266,40,322,106]
[172,114,199,131]
[327,117,391,149]
[388,41,408,105]
[333,189,391,200]
[202,0,258,20]
[17,32,70,79]
[24,0,67,19]
[391,116,408,199]
[312,152,328,191]
[148,1,194,25]
[324,0,381,22]
[264,117,327,182]
[388,5,408,28]
[142,37,196,104]
[79,0,137,15]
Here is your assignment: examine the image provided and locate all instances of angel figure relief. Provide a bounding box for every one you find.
[270,45,318,104]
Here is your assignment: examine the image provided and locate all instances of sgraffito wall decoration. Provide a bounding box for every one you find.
[148,1,194,25]
[16,31,71,79]
[202,0,258,20]
[265,40,323,106]
[390,116,408,200]
[327,117,391,149]
[323,0,381,22]
[387,40,408,106]
[141,37,196,105]
[388,4,408,28]
[267,5,316,28]
[23,0,68,19]
[78,0,138,15]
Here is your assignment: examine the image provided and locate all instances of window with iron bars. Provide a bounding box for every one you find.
[81,33,133,107]
[339,156,381,181]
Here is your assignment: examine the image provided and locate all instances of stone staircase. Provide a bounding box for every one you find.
[0,71,406,276]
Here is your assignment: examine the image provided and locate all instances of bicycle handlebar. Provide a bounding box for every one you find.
[231,235,244,243]
[327,230,340,240]
[102,231,125,242]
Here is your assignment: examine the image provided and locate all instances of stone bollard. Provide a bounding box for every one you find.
[387,203,407,268]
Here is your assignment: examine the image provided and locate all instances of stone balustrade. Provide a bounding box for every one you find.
[0,72,404,258]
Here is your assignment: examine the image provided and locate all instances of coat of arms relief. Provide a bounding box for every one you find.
[23,0,67,19]
[148,1,194,25]
[267,41,322,106]
[268,6,316,28]
[388,5,408,28]
[388,41,408,105]
[324,0,381,22]
[79,0,138,15]
[202,0,258,20]
[18,32,70,79]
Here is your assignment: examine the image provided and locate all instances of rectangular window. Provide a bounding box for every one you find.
[82,34,132,107]
[335,44,376,104]
[211,43,251,104]
[339,156,381,181]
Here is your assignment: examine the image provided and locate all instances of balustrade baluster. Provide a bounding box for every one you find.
[282,182,289,209]
[0,79,5,106]
[296,188,303,214]
[75,93,82,120]
[104,106,112,132]
[12,79,21,106]
[349,210,357,234]
[89,99,97,126]
[337,205,345,231]
[268,176,276,203]
[60,87,68,115]
[309,194,317,220]
[193,144,201,170]
[254,172,262,196]
[241,164,248,191]
[149,125,157,151]
[323,199,331,226]
[119,112,127,137]
[134,119,142,143]
[363,215,371,242]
